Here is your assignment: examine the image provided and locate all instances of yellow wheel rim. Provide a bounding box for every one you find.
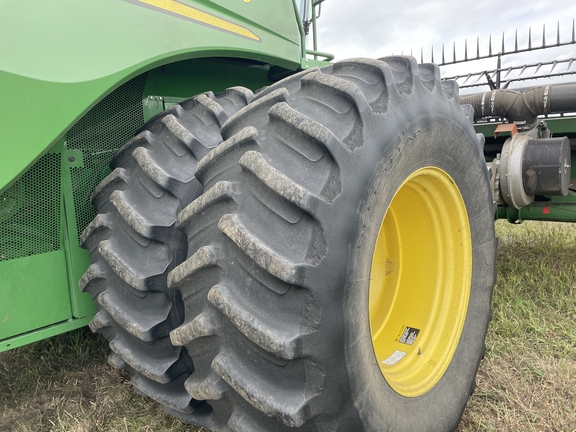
[369,167,472,397]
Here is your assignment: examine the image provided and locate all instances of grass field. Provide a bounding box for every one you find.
[1,220,575,431]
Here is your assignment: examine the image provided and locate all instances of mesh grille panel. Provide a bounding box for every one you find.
[0,154,61,261]
[67,74,147,242]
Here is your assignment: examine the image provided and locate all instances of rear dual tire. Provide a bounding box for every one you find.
[169,57,496,431]
[81,87,253,425]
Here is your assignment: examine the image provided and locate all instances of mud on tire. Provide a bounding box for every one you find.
[169,58,496,431]
[80,87,253,425]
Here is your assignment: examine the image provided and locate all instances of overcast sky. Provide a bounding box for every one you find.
[316,1,576,92]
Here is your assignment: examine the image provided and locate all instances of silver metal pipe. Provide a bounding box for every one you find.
[459,83,576,127]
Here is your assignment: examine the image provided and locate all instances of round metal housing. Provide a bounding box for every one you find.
[499,134,571,209]
[522,136,571,196]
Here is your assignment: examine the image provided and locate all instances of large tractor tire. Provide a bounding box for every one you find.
[168,57,496,431]
[80,87,254,425]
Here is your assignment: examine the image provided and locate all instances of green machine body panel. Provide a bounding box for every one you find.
[0,0,316,351]
[0,0,303,192]
[1,252,72,348]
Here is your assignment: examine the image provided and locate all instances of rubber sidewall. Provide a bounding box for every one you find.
[344,116,495,431]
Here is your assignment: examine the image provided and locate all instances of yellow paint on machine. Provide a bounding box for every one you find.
[138,0,260,41]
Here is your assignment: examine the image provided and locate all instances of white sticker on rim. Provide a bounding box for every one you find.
[382,350,406,366]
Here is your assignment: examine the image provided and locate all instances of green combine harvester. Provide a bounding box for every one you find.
[1,1,575,430]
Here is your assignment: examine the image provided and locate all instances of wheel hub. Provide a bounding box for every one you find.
[369,167,472,397]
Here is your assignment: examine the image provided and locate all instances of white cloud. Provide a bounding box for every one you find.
[315,0,576,92]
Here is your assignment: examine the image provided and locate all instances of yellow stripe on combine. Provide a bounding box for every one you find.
[140,0,259,41]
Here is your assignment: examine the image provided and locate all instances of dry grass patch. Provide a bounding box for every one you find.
[0,328,204,432]
[1,220,575,431]
[459,221,576,431]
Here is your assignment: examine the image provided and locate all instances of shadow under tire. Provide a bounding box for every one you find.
[80,87,253,426]
[170,58,496,431]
